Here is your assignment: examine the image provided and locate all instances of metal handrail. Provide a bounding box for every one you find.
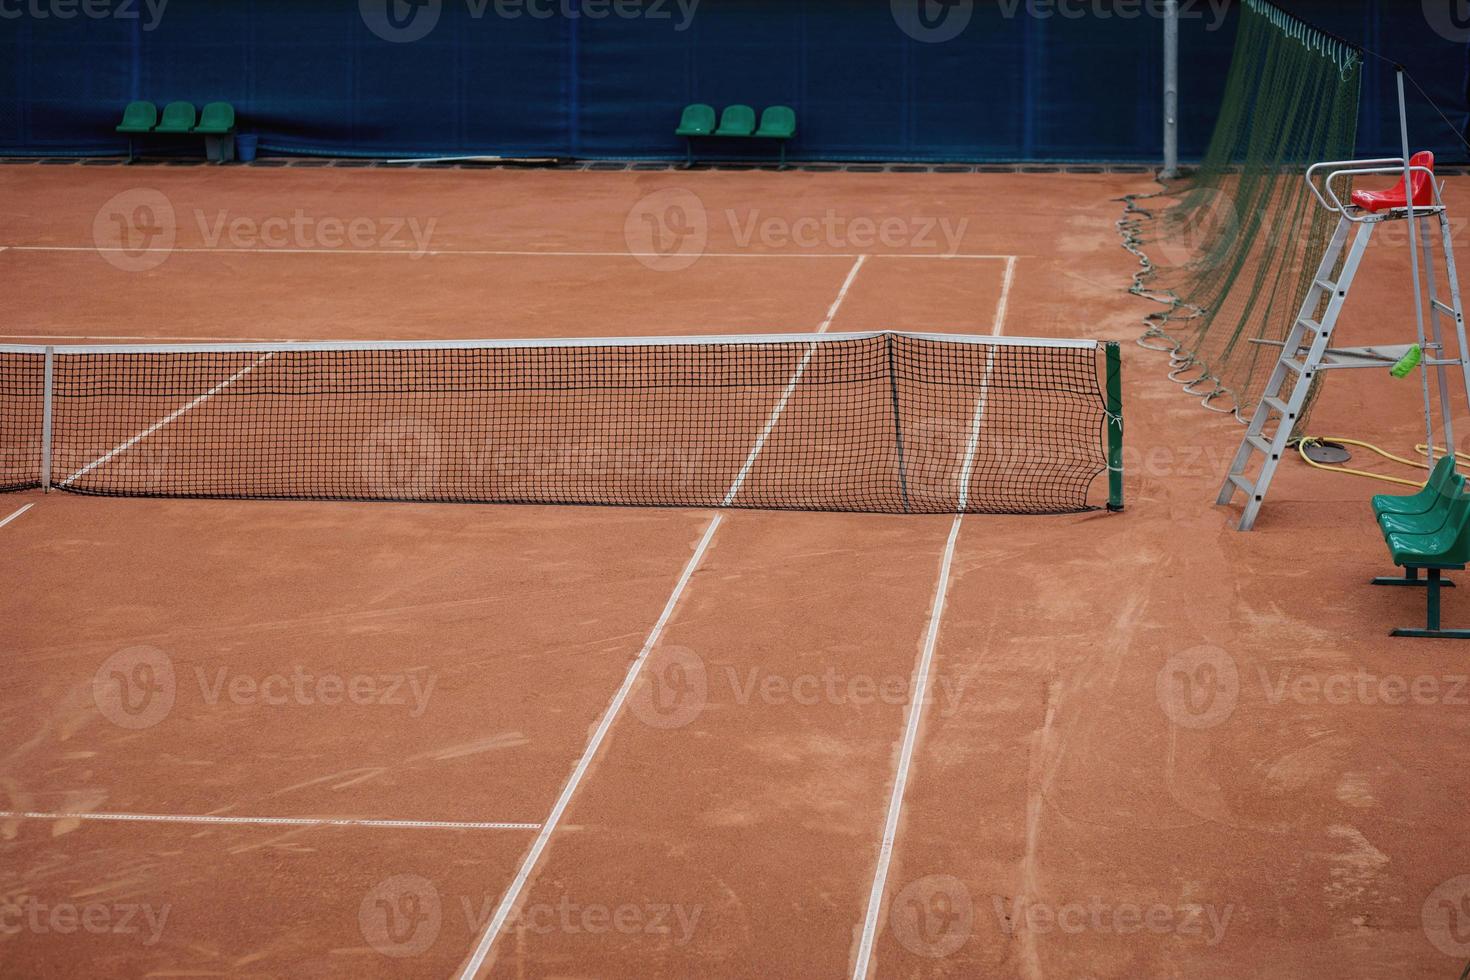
[1304,157,1442,221]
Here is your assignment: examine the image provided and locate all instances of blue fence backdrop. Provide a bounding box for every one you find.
[1,0,1466,161]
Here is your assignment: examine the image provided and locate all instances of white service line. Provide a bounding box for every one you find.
[852,262,1010,980]
[58,351,276,487]
[992,255,1018,336]
[0,810,537,831]
[0,503,34,530]
[722,254,867,506]
[4,244,1017,261]
[458,512,723,980]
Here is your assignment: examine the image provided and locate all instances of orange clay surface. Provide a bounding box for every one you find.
[0,163,1468,979]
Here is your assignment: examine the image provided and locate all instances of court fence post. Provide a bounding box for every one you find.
[1105,341,1124,512]
[41,346,54,491]
[1162,0,1179,179]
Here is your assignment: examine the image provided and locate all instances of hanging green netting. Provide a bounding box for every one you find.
[1119,0,1362,421]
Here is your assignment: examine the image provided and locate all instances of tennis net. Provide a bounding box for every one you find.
[0,333,1123,514]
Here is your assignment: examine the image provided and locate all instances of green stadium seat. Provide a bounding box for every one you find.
[675,103,715,137]
[754,105,796,139]
[1372,455,1459,517]
[1378,479,1463,536]
[714,104,756,137]
[153,101,197,134]
[675,103,716,167]
[115,101,157,134]
[754,105,796,168]
[115,100,158,164]
[1372,475,1470,637]
[192,101,237,163]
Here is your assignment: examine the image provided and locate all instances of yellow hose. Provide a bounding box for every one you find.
[1295,437,1470,488]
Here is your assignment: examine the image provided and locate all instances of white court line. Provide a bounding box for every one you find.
[992,255,1018,335]
[458,512,724,980]
[3,244,1017,261]
[0,810,537,831]
[458,254,870,978]
[0,334,303,342]
[58,351,276,487]
[852,265,1008,980]
[0,503,34,530]
[722,254,867,505]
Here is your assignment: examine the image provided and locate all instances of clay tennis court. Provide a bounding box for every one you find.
[0,159,1467,979]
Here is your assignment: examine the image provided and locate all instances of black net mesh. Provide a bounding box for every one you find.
[4,334,1110,514]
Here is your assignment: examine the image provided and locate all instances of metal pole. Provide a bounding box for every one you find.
[1162,0,1179,178]
[1106,341,1124,511]
[1399,67,1434,464]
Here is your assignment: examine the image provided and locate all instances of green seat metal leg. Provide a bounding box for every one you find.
[1391,568,1470,638]
[1372,566,1456,587]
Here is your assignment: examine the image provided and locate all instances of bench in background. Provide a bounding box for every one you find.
[116,100,238,163]
[676,103,796,168]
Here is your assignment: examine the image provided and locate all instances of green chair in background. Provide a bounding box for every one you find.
[674,103,715,167]
[115,100,157,164]
[193,101,237,163]
[713,104,756,137]
[754,105,797,168]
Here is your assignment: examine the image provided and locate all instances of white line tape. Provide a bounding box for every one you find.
[0,503,34,530]
[59,352,276,487]
[457,512,723,979]
[723,255,867,506]
[853,255,1013,977]
[0,810,538,831]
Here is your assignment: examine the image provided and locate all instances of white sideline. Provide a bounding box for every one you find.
[992,255,1018,336]
[722,254,867,505]
[0,810,537,831]
[3,244,1018,261]
[851,267,1007,979]
[457,512,723,979]
[58,351,276,487]
[458,253,870,978]
[0,503,33,530]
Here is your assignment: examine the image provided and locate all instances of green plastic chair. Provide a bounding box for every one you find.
[1376,494,1470,637]
[193,102,237,163]
[193,102,235,134]
[116,100,158,164]
[1379,478,1463,535]
[1373,455,1459,517]
[675,103,715,137]
[754,105,796,167]
[714,105,756,137]
[153,101,197,134]
[675,103,716,167]
[116,101,157,134]
[754,105,796,139]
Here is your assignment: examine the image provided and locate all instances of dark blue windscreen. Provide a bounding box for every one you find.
[1,0,1464,162]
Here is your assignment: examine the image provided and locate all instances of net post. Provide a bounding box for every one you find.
[884,333,911,514]
[40,346,54,491]
[1161,0,1179,179]
[1105,341,1124,512]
